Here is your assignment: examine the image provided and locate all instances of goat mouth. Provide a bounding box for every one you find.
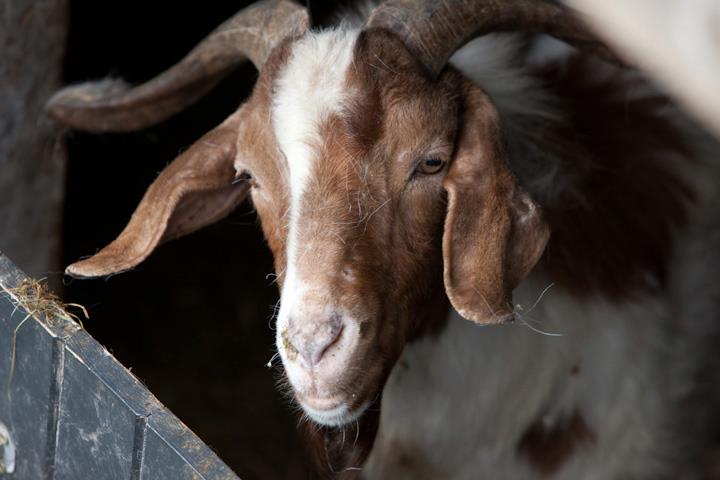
[300,400,370,427]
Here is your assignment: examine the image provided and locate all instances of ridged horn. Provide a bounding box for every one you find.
[47,0,309,132]
[367,0,619,77]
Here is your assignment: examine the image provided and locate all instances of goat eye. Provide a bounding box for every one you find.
[416,158,445,175]
[232,170,253,185]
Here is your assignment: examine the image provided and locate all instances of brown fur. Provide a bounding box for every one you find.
[236,41,295,280]
[529,56,695,301]
[517,410,596,476]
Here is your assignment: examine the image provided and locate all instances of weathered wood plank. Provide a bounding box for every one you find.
[54,352,137,479]
[0,252,241,479]
[0,290,55,479]
[142,428,204,480]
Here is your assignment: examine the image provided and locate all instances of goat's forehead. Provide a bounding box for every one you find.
[269,29,363,288]
[271,28,360,197]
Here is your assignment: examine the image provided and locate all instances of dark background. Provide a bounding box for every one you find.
[61,1,350,478]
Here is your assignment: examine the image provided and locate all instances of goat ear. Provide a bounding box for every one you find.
[442,82,550,324]
[66,110,249,278]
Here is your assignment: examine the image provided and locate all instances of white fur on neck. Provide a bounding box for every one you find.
[365,277,682,479]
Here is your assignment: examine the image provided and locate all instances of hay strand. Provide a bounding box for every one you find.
[1,278,88,389]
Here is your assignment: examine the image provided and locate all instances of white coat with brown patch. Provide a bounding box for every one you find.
[48,1,720,478]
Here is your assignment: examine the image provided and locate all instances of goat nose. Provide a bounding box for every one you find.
[288,314,343,367]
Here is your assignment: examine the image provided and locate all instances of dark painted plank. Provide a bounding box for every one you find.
[142,427,204,480]
[131,415,149,480]
[45,337,65,479]
[54,351,137,480]
[0,254,56,479]
[53,311,240,479]
[0,253,241,480]
[146,407,240,480]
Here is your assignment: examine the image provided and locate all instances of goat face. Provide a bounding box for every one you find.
[260,30,460,426]
[233,30,550,426]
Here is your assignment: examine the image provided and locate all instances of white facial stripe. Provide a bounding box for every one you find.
[272,28,359,315]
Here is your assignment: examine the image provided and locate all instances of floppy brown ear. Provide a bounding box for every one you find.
[442,81,550,324]
[66,109,250,278]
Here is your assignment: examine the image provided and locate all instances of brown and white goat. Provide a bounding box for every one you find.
[49,0,720,478]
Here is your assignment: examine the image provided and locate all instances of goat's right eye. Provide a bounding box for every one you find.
[232,170,253,185]
[416,158,445,175]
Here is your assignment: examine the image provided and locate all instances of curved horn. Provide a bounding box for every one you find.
[366,0,619,77]
[47,0,309,132]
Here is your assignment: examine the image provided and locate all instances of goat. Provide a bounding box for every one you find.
[48,0,720,478]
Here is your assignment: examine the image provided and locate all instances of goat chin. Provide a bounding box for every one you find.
[301,401,370,427]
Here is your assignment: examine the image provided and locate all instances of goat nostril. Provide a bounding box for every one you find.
[341,266,355,282]
[290,315,344,367]
[313,322,343,365]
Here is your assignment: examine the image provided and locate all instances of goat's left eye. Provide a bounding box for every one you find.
[417,158,445,175]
